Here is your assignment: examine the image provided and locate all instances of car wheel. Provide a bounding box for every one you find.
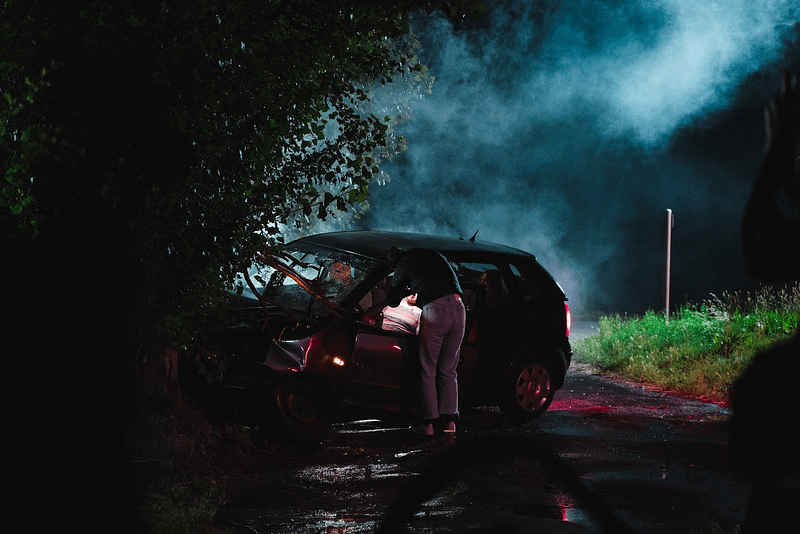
[499,357,555,420]
[266,375,332,448]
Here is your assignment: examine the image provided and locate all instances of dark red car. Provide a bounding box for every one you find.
[190,231,572,446]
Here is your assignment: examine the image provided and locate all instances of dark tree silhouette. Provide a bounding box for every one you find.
[1,1,482,530]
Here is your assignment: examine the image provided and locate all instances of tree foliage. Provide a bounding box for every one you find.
[1,0,482,342]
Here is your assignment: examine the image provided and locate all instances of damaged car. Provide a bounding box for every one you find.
[185,230,572,447]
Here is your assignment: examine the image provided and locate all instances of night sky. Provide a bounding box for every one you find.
[353,0,800,317]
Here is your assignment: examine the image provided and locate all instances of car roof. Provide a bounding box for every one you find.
[292,230,537,262]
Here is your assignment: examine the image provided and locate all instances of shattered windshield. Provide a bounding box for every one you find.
[241,243,380,317]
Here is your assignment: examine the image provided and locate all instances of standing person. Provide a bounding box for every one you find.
[387,246,466,436]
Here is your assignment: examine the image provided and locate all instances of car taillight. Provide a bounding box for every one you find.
[565,302,571,338]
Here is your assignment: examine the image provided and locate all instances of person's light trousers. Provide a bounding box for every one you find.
[418,294,466,420]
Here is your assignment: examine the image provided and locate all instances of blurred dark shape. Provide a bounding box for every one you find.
[741,71,800,280]
[731,70,800,533]
[387,245,405,271]
[479,270,509,310]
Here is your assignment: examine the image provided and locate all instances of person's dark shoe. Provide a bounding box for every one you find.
[442,420,456,434]
[410,422,434,436]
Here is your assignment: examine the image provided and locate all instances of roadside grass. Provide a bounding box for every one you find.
[135,402,263,534]
[139,474,227,534]
[573,284,799,403]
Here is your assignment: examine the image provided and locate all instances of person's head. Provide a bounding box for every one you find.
[480,270,506,300]
[479,270,500,288]
[329,261,352,283]
[387,246,405,270]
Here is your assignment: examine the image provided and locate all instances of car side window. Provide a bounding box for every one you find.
[509,263,542,303]
[454,262,511,310]
[358,277,390,312]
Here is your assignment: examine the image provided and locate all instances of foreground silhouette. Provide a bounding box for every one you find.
[731,70,800,533]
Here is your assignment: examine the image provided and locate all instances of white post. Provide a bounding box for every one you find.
[665,209,674,323]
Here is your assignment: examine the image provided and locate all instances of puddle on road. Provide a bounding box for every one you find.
[293,417,639,532]
[333,418,410,434]
[296,462,411,483]
[414,494,466,519]
[336,427,408,434]
[296,512,381,534]
[287,460,603,533]
[394,449,426,459]
[334,419,400,430]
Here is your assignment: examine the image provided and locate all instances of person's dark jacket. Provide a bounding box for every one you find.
[389,248,462,308]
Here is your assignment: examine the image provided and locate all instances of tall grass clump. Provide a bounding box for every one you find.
[574,284,799,403]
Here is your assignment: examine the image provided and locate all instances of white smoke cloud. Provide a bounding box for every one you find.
[594,0,796,143]
[359,0,799,315]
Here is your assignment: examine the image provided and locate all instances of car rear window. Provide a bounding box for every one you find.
[509,261,564,302]
[509,263,541,303]
[453,262,512,310]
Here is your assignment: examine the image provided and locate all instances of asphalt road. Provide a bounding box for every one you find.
[216,322,753,533]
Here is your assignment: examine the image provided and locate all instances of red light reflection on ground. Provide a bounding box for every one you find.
[549,399,612,414]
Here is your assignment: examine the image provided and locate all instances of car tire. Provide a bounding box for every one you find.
[499,356,555,420]
[266,375,332,449]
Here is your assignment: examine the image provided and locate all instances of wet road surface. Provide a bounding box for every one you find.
[216,322,751,533]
